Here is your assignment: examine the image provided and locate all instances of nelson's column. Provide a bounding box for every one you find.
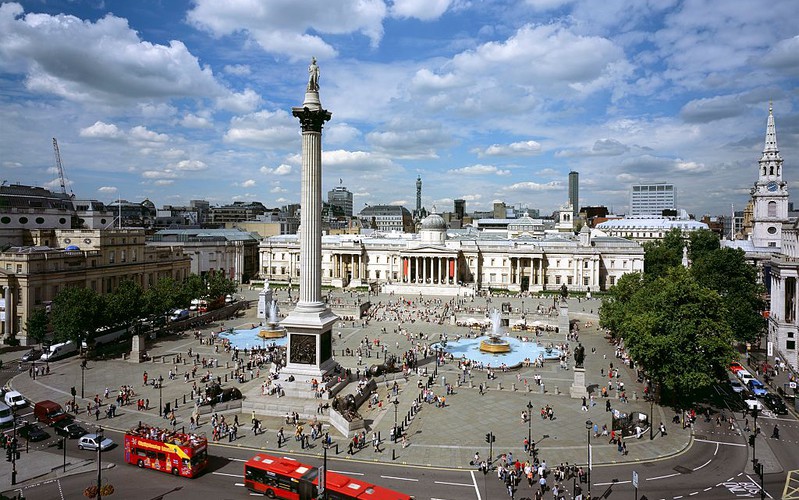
[281,58,339,386]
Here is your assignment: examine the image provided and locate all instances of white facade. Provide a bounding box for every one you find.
[595,216,709,244]
[259,214,644,294]
[630,183,675,216]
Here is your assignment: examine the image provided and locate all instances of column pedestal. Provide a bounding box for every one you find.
[558,301,570,336]
[570,367,589,399]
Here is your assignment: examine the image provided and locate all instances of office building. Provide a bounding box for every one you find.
[327,185,353,217]
[630,183,675,216]
[569,171,579,218]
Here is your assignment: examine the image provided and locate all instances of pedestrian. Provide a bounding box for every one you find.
[581,396,588,412]
[95,406,100,421]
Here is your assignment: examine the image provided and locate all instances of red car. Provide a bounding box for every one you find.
[730,362,745,373]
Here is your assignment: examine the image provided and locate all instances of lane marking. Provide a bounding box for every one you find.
[235,483,244,487]
[228,457,246,462]
[746,474,773,498]
[647,473,679,481]
[381,475,418,482]
[212,472,241,477]
[693,459,712,471]
[694,439,746,447]
[713,443,719,456]
[434,481,473,487]
[596,480,630,486]
[470,470,483,500]
[330,470,364,476]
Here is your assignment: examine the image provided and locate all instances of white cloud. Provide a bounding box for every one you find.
[391,0,453,21]
[142,170,177,179]
[260,164,293,176]
[154,179,174,186]
[556,138,630,157]
[80,121,124,139]
[223,64,251,76]
[2,161,23,169]
[270,185,287,193]
[216,88,262,113]
[502,181,561,192]
[322,150,402,172]
[97,186,117,193]
[0,3,227,103]
[447,164,511,176]
[240,179,256,188]
[174,160,208,171]
[180,113,212,129]
[130,126,169,143]
[187,0,388,60]
[224,110,297,148]
[477,140,542,157]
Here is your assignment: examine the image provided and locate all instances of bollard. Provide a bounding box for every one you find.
[392,448,396,460]
[335,443,339,454]
[554,386,559,395]
[468,380,473,388]
[175,398,179,408]
[225,374,228,382]
[540,383,545,394]
[183,394,186,404]
[162,357,166,363]
[511,383,516,391]
[497,382,502,391]
[633,391,638,400]
[528,384,533,393]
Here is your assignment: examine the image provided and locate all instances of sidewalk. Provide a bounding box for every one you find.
[7,292,692,470]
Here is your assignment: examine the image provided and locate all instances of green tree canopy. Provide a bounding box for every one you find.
[598,272,645,337]
[50,286,103,344]
[142,277,184,317]
[25,307,49,346]
[103,279,144,329]
[643,228,684,280]
[688,229,720,263]
[606,267,737,404]
[690,247,766,343]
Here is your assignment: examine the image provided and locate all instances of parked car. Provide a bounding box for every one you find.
[744,396,763,411]
[747,379,768,397]
[78,433,114,451]
[730,362,745,373]
[18,421,49,442]
[53,420,88,439]
[20,349,42,362]
[729,379,745,393]
[737,369,755,386]
[763,394,789,415]
[4,390,27,409]
[34,400,69,425]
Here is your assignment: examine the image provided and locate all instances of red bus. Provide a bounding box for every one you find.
[124,424,208,478]
[244,453,414,500]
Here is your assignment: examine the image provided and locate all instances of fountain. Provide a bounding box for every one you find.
[479,309,511,353]
[258,300,287,339]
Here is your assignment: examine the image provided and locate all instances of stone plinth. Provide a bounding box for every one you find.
[558,301,569,335]
[129,334,145,363]
[570,367,589,399]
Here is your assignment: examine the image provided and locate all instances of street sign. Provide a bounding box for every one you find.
[632,470,639,488]
[319,465,325,493]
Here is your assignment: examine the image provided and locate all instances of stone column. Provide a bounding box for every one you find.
[281,76,338,382]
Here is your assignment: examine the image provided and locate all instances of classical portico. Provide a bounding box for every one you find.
[330,251,366,287]
[400,252,459,286]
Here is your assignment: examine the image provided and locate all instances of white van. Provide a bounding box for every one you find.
[4,390,26,409]
[81,326,128,350]
[169,309,189,322]
[0,402,13,428]
[41,341,78,361]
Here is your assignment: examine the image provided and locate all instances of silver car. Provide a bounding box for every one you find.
[78,433,114,451]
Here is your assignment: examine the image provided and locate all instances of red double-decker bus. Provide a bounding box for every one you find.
[244,453,413,500]
[124,424,208,478]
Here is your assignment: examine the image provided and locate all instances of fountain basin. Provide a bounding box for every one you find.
[479,338,511,353]
[433,336,561,368]
[220,326,288,350]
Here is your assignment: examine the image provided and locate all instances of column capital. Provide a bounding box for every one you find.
[292,106,331,132]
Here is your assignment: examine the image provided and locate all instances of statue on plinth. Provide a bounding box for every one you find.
[574,342,585,369]
[308,57,320,91]
[560,283,569,302]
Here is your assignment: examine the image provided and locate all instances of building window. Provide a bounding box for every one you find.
[555,276,561,285]
[583,277,589,286]
[609,276,616,286]
[567,276,573,285]
[109,251,115,264]
[788,340,796,351]
[768,201,777,217]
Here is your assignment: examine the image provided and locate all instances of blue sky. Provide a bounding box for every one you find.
[1,0,798,217]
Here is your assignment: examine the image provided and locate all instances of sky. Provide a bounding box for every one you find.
[1,0,798,218]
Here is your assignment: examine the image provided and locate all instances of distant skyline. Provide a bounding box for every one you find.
[1,1,798,217]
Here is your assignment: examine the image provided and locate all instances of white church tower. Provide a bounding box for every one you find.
[751,104,788,248]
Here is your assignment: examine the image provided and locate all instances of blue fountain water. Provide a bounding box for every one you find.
[218,326,288,350]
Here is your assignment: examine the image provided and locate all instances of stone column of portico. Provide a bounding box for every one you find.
[281,73,338,383]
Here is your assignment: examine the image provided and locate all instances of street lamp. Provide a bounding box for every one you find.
[9,406,17,485]
[649,393,655,440]
[526,401,533,455]
[80,359,87,399]
[585,420,592,498]
[318,437,330,500]
[96,425,104,500]
[158,375,164,417]
[392,398,399,442]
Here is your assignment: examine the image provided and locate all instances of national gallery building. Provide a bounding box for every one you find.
[258,212,644,296]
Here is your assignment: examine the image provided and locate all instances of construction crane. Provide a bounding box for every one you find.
[52,137,73,196]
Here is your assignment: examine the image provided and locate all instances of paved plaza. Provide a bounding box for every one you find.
[4,289,691,471]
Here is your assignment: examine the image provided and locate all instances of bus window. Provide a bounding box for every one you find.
[157,453,167,462]
[146,451,157,460]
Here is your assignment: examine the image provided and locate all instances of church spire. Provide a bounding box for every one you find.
[758,102,783,182]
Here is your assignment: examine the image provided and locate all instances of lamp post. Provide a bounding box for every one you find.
[80,359,87,399]
[526,401,533,455]
[649,396,655,440]
[585,420,592,499]
[318,438,329,500]
[158,375,164,417]
[392,398,399,442]
[96,425,103,500]
[10,406,17,485]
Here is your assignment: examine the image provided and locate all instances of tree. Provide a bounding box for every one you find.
[690,247,766,343]
[643,228,684,280]
[103,280,144,329]
[599,272,645,337]
[142,277,184,317]
[688,229,720,263]
[50,286,103,344]
[206,272,237,300]
[617,267,737,404]
[25,307,49,347]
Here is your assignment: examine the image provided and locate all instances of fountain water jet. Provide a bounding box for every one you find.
[258,300,287,339]
[479,309,511,353]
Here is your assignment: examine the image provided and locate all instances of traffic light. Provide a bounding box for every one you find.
[70,386,76,397]
[485,433,491,443]
[748,434,756,447]
[6,447,11,462]
[755,463,764,476]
